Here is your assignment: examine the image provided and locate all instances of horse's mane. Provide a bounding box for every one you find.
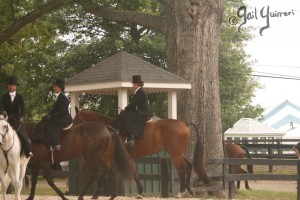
[80,109,113,120]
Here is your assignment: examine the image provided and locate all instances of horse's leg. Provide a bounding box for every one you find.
[183,157,193,196]
[237,180,241,189]
[78,159,99,200]
[18,160,29,199]
[245,180,250,189]
[92,170,106,199]
[27,164,39,200]
[0,171,8,200]
[8,162,22,200]
[128,157,143,198]
[42,162,68,200]
[170,155,193,198]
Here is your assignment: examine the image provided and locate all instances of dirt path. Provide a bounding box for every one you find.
[6,181,296,200]
[5,195,196,200]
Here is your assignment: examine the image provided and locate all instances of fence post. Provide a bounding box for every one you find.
[228,163,235,199]
[297,160,300,200]
[161,158,170,198]
[268,148,273,173]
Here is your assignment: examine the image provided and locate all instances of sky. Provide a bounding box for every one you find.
[237,0,300,111]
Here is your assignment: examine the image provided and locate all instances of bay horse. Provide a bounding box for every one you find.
[26,120,136,200]
[225,143,253,189]
[0,113,30,200]
[73,107,210,198]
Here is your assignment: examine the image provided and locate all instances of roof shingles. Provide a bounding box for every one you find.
[66,51,189,86]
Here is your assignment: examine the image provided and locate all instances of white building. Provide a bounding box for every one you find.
[224,118,285,143]
[260,100,300,140]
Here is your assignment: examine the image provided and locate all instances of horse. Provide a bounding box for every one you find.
[73,107,210,198]
[26,120,136,200]
[225,143,253,189]
[0,112,31,200]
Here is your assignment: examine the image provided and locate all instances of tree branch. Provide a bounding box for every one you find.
[0,0,67,45]
[78,1,163,34]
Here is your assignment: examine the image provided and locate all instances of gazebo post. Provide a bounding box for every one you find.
[70,92,80,118]
[168,90,177,119]
[118,88,128,112]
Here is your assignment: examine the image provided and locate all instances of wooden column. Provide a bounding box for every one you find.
[118,88,128,112]
[70,92,80,118]
[168,90,177,119]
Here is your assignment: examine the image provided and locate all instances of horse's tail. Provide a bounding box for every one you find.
[240,145,253,174]
[187,123,211,185]
[107,126,134,180]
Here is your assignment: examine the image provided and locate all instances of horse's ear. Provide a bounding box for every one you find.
[3,111,8,120]
[75,106,79,115]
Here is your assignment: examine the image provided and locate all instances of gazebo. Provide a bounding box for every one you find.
[65,51,191,119]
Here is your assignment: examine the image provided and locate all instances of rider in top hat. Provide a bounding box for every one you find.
[34,79,72,151]
[0,76,33,157]
[112,75,152,152]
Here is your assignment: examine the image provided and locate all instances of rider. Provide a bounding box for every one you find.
[35,79,72,151]
[112,75,152,151]
[0,76,33,157]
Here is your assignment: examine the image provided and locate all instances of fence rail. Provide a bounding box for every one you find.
[224,158,300,199]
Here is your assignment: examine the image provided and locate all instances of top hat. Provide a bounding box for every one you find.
[132,75,143,84]
[7,77,19,85]
[53,79,65,90]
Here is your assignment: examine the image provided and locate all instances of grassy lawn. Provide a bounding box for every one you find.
[235,190,296,200]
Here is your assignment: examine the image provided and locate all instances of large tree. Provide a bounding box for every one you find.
[0,0,229,195]
[73,0,225,166]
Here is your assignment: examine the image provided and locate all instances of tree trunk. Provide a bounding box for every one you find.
[165,0,224,161]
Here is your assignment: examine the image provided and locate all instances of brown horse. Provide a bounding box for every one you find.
[26,121,136,200]
[73,107,210,198]
[225,143,253,189]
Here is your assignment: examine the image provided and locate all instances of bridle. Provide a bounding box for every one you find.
[0,118,16,173]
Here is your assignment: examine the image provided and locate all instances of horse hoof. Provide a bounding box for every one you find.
[109,195,117,200]
[136,194,143,199]
[175,193,182,198]
[78,197,84,200]
[91,195,99,199]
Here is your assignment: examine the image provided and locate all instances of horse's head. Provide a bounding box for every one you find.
[0,112,10,145]
[73,106,113,126]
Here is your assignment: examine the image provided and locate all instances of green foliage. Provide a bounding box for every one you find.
[219,0,264,131]
[0,0,264,127]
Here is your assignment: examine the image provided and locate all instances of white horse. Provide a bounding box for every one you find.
[0,112,30,200]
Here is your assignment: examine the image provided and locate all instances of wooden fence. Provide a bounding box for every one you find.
[225,158,300,199]
[26,157,300,199]
[25,139,300,198]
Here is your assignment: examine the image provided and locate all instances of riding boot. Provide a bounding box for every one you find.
[17,124,33,157]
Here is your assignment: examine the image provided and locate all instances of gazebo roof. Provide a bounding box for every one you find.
[65,51,191,94]
[224,118,285,137]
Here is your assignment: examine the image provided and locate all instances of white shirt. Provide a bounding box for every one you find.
[134,87,141,94]
[54,92,61,101]
[9,91,16,102]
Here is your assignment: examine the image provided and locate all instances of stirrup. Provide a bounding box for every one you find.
[50,145,61,152]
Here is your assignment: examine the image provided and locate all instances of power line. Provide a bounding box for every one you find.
[252,74,300,80]
[253,64,300,69]
[253,71,300,79]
